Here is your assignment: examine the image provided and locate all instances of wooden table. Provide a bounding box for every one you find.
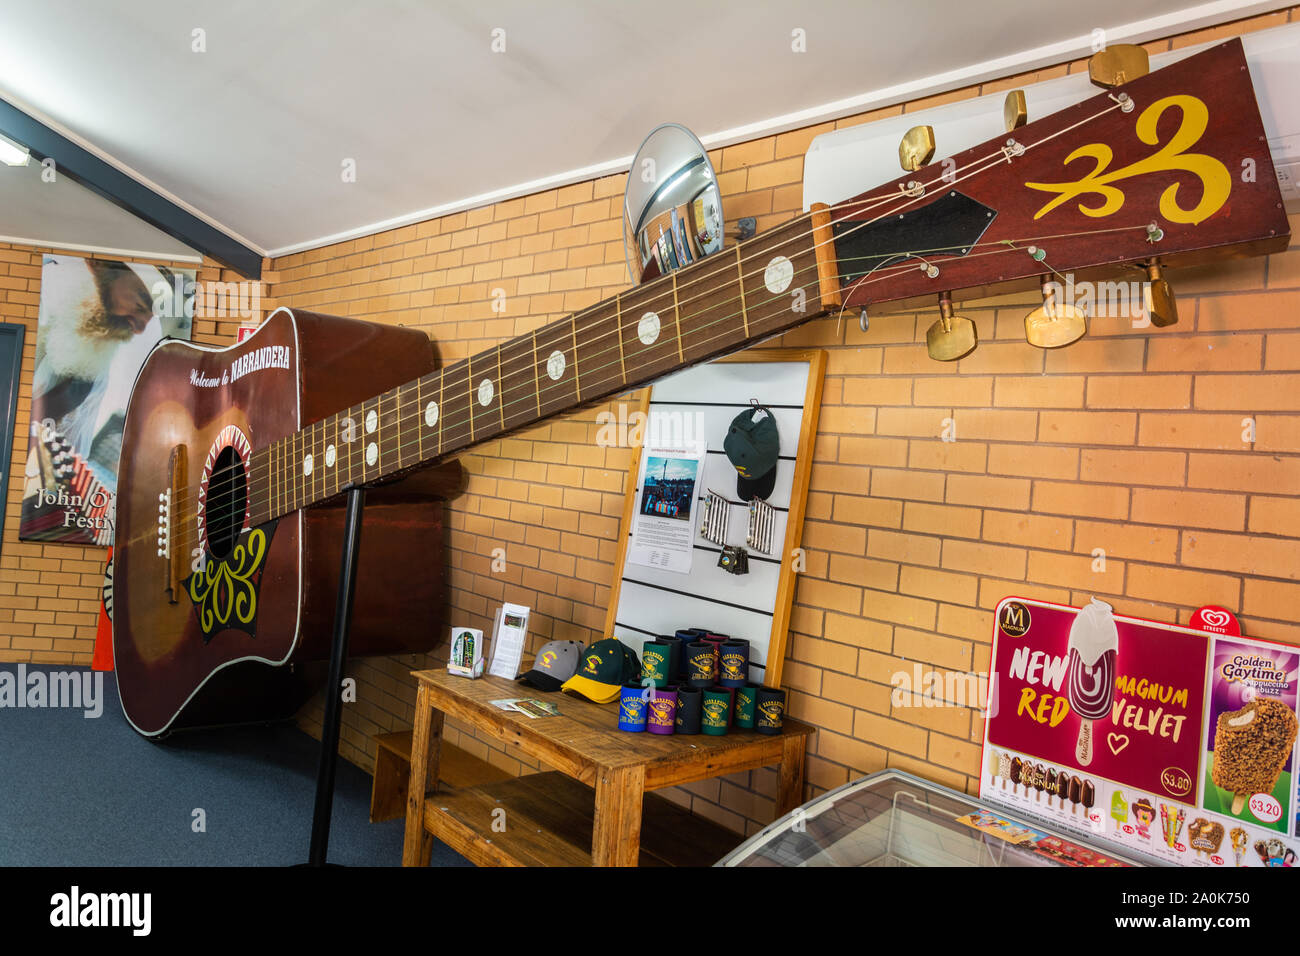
[402,669,814,867]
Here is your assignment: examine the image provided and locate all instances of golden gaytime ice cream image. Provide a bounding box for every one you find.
[1211,698,1299,815]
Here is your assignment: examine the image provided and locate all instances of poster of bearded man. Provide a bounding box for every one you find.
[20,255,194,545]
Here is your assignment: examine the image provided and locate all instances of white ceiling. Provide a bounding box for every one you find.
[0,156,199,261]
[0,0,1287,259]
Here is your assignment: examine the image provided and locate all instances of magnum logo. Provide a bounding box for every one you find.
[1025,95,1230,225]
[999,601,1032,638]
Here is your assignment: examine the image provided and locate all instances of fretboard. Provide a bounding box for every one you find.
[247,208,840,525]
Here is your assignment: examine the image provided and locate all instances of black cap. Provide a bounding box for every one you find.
[723,405,779,501]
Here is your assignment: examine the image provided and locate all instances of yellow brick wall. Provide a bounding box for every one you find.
[281,8,1300,833]
[4,9,1296,842]
[0,246,273,662]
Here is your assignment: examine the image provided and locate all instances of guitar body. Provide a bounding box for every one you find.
[114,308,458,737]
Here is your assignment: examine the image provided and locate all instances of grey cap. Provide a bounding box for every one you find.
[517,640,584,692]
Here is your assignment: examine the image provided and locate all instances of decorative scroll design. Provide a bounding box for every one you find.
[186,526,271,641]
[1025,95,1231,225]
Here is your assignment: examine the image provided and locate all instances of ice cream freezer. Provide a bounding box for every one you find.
[716,769,1142,867]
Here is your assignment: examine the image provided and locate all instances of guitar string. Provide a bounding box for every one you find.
[175,207,1150,530]
[168,217,1151,544]
[170,93,1126,512]
[176,112,1132,527]
[166,98,1138,530]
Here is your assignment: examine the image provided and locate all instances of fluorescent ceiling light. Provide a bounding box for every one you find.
[0,133,31,166]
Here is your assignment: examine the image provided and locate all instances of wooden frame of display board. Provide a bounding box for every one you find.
[602,348,826,689]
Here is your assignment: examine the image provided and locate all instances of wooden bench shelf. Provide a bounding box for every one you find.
[370,729,510,823]
[422,771,744,867]
[403,671,814,867]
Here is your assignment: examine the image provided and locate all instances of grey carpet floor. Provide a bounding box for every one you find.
[0,665,470,867]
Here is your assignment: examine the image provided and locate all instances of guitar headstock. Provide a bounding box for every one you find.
[829,38,1290,358]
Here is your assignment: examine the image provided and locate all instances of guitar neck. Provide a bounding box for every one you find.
[249,207,842,524]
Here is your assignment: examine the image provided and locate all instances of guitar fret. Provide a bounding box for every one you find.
[572,300,625,402]
[440,360,472,453]
[436,371,444,457]
[618,278,682,391]
[736,244,750,337]
[499,334,537,433]
[416,378,423,465]
[391,385,401,474]
[400,382,414,471]
[615,292,626,382]
[496,349,505,432]
[309,421,319,504]
[468,347,503,442]
[570,313,581,400]
[380,386,401,477]
[346,403,357,489]
[269,439,276,519]
[466,361,476,444]
[671,272,684,365]
[738,217,822,343]
[531,331,541,418]
[360,396,378,482]
[534,318,578,421]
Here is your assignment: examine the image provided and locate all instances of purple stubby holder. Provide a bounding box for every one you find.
[646,686,678,735]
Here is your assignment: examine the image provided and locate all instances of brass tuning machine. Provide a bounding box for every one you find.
[1143,261,1178,327]
[898,125,936,173]
[926,291,978,362]
[1024,274,1087,349]
[1088,43,1150,89]
[1003,90,1027,131]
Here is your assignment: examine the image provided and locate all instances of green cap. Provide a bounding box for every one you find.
[561,638,642,703]
[723,405,779,501]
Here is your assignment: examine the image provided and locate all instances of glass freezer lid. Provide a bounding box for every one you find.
[717,769,1142,867]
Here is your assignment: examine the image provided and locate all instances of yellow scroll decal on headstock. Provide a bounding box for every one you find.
[1025,95,1230,224]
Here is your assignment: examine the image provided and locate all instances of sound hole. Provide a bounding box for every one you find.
[207,446,247,560]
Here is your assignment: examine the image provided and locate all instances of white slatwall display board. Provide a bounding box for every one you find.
[606,352,824,688]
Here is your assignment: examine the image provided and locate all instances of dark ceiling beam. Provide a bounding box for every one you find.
[0,98,262,279]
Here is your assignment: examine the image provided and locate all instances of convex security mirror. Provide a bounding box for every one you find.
[623,123,724,284]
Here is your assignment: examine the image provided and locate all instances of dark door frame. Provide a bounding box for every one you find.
[0,322,26,551]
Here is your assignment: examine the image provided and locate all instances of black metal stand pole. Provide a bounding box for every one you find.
[307,485,365,867]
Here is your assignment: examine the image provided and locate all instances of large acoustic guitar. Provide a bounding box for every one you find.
[114,41,1288,736]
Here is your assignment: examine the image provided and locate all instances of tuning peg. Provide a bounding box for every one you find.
[926,291,978,362]
[1088,44,1149,89]
[1144,261,1178,327]
[1024,275,1087,349]
[899,125,936,172]
[1004,90,1027,132]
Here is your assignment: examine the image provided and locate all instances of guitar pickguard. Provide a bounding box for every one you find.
[183,521,278,643]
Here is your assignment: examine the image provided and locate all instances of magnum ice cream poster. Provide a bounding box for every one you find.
[985,598,1208,804]
[20,255,194,545]
[1203,637,1299,834]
